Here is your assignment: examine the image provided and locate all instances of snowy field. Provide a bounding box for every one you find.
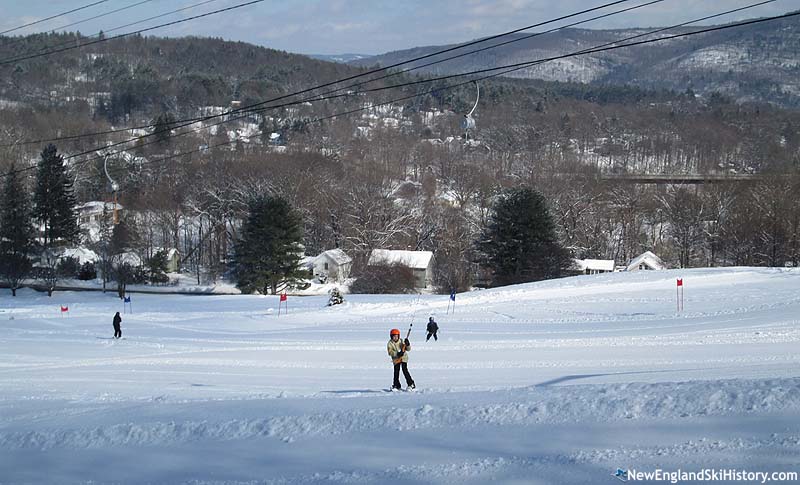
[1,267,799,484]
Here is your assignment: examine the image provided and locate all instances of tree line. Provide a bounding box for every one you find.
[2,35,799,295]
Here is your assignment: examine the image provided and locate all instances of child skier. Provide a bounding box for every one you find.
[387,328,415,391]
[426,316,439,341]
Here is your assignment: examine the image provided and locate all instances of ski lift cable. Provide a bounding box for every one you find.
[0,0,779,152]
[0,0,266,66]
[1,0,644,147]
[348,0,782,99]
[0,2,796,177]
[97,0,785,155]
[2,3,790,181]
[53,5,798,182]
[0,0,109,36]
[356,0,667,97]
[0,0,156,50]
[0,0,221,55]
[4,0,773,153]
[0,2,788,180]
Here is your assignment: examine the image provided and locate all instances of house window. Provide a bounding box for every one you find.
[324,263,329,270]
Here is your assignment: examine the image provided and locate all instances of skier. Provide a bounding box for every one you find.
[387,328,415,391]
[426,316,439,342]
[113,312,122,339]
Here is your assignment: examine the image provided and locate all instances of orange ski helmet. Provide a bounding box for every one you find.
[390,328,401,336]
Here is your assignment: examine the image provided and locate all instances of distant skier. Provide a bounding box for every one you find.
[113,312,122,339]
[387,328,415,390]
[426,316,439,342]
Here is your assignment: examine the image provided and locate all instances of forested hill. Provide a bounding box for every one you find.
[0,34,370,121]
[351,12,800,109]
[0,31,799,280]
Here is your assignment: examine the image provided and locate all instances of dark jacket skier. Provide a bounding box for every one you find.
[387,328,415,390]
[426,317,439,341]
[113,312,122,339]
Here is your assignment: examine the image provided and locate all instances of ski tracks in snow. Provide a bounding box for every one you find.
[2,377,799,451]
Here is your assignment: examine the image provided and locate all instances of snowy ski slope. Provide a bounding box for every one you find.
[0,267,799,483]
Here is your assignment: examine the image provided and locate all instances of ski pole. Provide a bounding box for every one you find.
[393,323,413,364]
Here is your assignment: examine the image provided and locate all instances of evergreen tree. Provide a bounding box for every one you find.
[78,261,97,280]
[327,287,344,306]
[33,144,79,246]
[152,112,176,146]
[234,195,304,295]
[109,217,138,298]
[0,164,35,296]
[477,187,571,287]
[146,250,170,285]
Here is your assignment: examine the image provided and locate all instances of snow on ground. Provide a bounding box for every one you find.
[1,267,799,484]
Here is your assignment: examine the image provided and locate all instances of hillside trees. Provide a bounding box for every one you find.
[477,187,572,286]
[0,163,35,295]
[234,195,304,295]
[108,216,144,298]
[660,187,706,268]
[32,144,79,296]
[33,144,79,247]
[340,178,415,269]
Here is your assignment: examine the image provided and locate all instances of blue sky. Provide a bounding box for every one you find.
[0,0,797,55]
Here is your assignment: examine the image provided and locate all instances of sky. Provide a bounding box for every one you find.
[0,0,798,55]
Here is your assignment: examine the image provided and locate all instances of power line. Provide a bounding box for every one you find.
[21,1,659,164]
[43,0,155,34]
[63,0,782,166]
[2,0,642,147]
[0,0,265,66]
[54,5,798,182]
[352,0,782,98]
[0,0,222,56]
[0,0,155,50]
[0,2,789,181]
[0,0,109,36]
[303,0,669,108]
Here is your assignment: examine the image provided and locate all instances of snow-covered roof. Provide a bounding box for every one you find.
[315,249,352,266]
[116,252,142,267]
[573,259,615,272]
[626,251,666,271]
[152,248,180,260]
[78,201,123,214]
[299,255,316,268]
[57,247,99,265]
[368,249,433,269]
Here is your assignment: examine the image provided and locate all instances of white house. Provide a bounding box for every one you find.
[115,252,143,268]
[368,249,434,288]
[626,251,667,271]
[151,248,181,273]
[312,249,353,283]
[572,258,616,275]
[55,247,99,266]
[77,201,123,226]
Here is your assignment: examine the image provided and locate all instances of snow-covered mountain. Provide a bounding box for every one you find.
[310,52,371,63]
[351,13,800,108]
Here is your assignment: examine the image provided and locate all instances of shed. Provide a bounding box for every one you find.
[368,249,434,288]
[313,249,353,283]
[573,258,616,275]
[626,251,667,271]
